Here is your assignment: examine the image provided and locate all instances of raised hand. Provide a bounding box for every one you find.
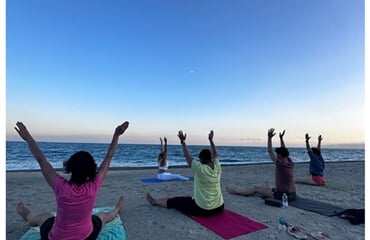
[305,133,311,141]
[164,137,167,143]
[14,122,33,142]
[268,128,276,138]
[318,135,323,142]
[115,121,129,136]
[208,130,214,141]
[177,130,187,143]
[279,130,286,139]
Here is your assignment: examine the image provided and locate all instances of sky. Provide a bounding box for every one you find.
[5,0,365,147]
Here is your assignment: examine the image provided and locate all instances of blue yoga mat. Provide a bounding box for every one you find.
[140,176,193,183]
[19,206,126,240]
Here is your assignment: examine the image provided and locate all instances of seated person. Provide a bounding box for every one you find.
[226,128,296,201]
[147,130,224,217]
[15,121,129,239]
[157,137,190,181]
[295,134,326,186]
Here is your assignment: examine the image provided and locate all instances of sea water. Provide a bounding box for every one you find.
[6,141,365,171]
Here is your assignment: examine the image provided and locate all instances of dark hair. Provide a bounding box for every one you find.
[198,149,212,163]
[63,151,97,186]
[311,147,321,156]
[275,147,290,158]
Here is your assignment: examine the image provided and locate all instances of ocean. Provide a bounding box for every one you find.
[6,141,365,171]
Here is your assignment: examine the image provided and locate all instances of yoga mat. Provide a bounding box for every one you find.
[20,206,126,240]
[288,197,346,217]
[140,176,193,183]
[323,183,354,191]
[185,209,268,239]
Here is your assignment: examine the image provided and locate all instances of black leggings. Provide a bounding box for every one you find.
[167,196,224,217]
[40,215,102,240]
[272,189,296,201]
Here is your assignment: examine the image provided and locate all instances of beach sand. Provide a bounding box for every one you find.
[6,161,364,240]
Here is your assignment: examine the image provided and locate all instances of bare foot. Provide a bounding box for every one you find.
[115,196,124,212]
[146,192,156,205]
[16,202,31,222]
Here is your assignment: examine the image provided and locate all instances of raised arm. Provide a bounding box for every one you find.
[162,137,168,164]
[178,130,193,167]
[317,135,323,151]
[97,121,129,180]
[305,133,311,152]
[208,130,218,159]
[267,128,277,162]
[279,129,286,148]
[15,122,58,187]
[159,137,163,152]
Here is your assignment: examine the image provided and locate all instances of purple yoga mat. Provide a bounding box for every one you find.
[186,209,268,239]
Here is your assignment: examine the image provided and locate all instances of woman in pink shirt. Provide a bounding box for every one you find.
[15,121,129,240]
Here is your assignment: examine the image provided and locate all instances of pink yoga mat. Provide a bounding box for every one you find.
[186,209,268,239]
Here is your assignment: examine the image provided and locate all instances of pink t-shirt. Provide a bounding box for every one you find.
[49,175,103,240]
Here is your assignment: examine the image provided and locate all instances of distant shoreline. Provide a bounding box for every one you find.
[5,140,365,149]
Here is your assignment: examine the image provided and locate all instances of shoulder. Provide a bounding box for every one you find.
[53,175,67,185]
[94,175,103,184]
[191,159,201,169]
[287,158,295,166]
[213,158,220,165]
[52,176,69,193]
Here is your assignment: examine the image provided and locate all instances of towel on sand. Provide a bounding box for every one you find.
[20,206,126,240]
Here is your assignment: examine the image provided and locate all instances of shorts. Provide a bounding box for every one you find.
[40,215,102,240]
[311,175,326,185]
[272,189,296,201]
[167,196,224,217]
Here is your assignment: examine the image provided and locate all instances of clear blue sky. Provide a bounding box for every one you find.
[6,0,364,147]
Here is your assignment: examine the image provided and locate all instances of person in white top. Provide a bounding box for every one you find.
[157,137,190,181]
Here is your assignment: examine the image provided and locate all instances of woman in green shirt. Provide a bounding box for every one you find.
[147,130,224,216]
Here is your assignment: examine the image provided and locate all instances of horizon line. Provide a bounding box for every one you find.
[6,140,365,150]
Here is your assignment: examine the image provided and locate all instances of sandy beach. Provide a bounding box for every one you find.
[6,161,364,240]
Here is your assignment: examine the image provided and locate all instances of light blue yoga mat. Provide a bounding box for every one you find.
[20,206,126,240]
[140,176,193,183]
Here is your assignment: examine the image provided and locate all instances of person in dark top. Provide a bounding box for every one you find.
[295,133,326,186]
[226,128,296,201]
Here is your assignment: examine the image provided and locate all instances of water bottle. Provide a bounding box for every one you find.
[278,217,287,239]
[282,193,288,208]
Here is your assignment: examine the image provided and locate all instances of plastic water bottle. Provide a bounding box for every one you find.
[278,217,287,239]
[282,193,288,208]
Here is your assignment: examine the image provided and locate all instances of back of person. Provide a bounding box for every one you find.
[192,158,223,210]
[275,158,296,194]
[50,176,102,240]
[308,151,324,176]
